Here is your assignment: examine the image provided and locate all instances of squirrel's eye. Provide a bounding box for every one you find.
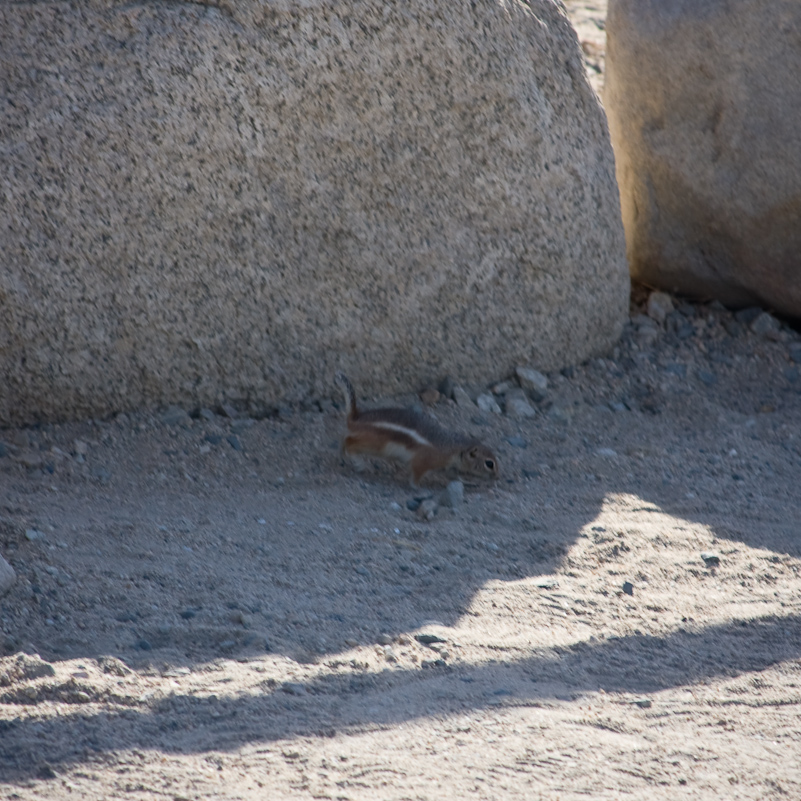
[485,460,495,470]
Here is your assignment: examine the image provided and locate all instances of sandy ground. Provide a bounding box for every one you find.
[3,4,801,799]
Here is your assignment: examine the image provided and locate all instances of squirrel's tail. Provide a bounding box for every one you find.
[334,372,359,420]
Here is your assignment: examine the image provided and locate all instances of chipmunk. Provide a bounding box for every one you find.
[335,372,499,486]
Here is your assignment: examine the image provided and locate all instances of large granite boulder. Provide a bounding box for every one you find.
[605,0,801,317]
[0,0,627,425]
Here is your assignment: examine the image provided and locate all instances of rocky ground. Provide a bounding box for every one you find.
[2,3,801,799]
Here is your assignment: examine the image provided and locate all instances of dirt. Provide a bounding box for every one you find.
[2,5,801,799]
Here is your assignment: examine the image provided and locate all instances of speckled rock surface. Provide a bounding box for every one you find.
[605,0,801,317]
[0,0,627,425]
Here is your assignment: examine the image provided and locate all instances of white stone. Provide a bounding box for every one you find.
[505,392,537,419]
[750,312,782,339]
[476,394,502,414]
[515,367,549,401]
[646,292,674,325]
[440,481,464,509]
[452,386,475,410]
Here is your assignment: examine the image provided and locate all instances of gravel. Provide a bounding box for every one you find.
[0,286,799,798]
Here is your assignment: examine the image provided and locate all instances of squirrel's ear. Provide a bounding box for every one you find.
[468,446,478,458]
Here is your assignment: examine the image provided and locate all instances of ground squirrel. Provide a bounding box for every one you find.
[335,372,499,486]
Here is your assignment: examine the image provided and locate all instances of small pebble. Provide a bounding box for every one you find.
[547,405,570,424]
[596,448,617,458]
[698,369,717,385]
[515,367,549,400]
[199,408,216,421]
[632,314,656,330]
[506,436,528,449]
[25,529,46,541]
[416,499,438,521]
[505,392,536,419]
[220,403,238,419]
[622,581,634,596]
[438,376,456,400]
[376,633,393,645]
[415,633,446,645]
[282,682,307,696]
[99,656,131,676]
[750,312,782,339]
[419,388,440,406]
[491,381,513,395]
[162,406,191,427]
[701,552,721,567]
[636,325,659,347]
[476,393,502,414]
[226,434,242,451]
[440,480,464,509]
[646,291,673,324]
[452,386,475,409]
[228,610,250,627]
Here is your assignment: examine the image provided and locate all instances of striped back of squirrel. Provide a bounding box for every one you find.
[334,372,499,484]
[335,372,480,450]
